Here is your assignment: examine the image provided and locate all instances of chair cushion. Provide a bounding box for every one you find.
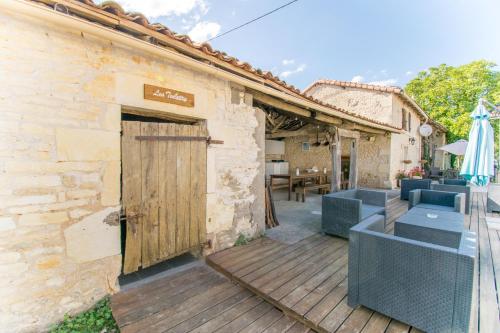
[361,204,385,219]
[415,203,456,212]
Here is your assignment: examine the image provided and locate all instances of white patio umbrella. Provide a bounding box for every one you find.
[437,139,468,169]
[437,139,468,156]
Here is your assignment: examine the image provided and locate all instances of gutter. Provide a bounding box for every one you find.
[1,0,401,133]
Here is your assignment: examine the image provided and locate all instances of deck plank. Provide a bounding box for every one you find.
[206,196,495,333]
[468,192,480,333]
[112,265,304,333]
[477,193,500,333]
[359,312,391,332]
[114,193,496,333]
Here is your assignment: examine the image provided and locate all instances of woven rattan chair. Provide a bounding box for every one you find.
[348,214,476,333]
[409,189,465,214]
[321,189,387,238]
[441,179,467,186]
[431,184,471,214]
[400,178,431,200]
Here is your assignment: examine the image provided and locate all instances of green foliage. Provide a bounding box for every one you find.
[50,298,118,333]
[234,233,254,246]
[405,60,500,144]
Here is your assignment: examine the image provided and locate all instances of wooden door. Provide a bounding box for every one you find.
[121,120,207,274]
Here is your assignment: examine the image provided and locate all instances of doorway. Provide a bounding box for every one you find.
[120,114,207,274]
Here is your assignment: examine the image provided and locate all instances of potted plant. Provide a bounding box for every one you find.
[395,170,407,187]
[409,166,424,179]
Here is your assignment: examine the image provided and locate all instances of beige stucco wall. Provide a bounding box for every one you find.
[389,95,423,187]
[0,11,264,332]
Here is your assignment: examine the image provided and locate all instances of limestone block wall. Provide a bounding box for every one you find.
[358,134,392,188]
[306,85,394,125]
[283,134,389,188]
[0,11,264,333]
[306,85,426,188]
[283,135,351,171]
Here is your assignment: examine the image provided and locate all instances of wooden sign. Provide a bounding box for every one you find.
[144,84,195,107]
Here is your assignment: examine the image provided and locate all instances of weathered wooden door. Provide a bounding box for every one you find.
[121,120,207,274]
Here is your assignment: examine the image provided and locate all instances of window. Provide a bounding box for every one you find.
[401,108,411,131]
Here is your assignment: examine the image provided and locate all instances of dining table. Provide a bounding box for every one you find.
[270,172,328,201]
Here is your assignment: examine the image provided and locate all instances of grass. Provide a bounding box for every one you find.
[49,298,119,333]
[234,232,263,246]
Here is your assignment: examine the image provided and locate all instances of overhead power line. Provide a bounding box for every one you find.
[206,0,299,42]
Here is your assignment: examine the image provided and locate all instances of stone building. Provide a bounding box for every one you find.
[304,80,447,188]
[0,1,410,331]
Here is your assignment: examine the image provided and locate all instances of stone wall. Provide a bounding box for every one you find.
[358,134,392,188]
[284,134,351,171]
[282,133,390,188]
[307,84,428,188]
[303,85,395,188]
[0,11,264,332]
[306,85,394,124]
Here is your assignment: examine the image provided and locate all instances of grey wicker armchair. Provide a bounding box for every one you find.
[321,189,387,238]
[400,178,431,200]
[432,184,471,214]
[409,189,465,214]
[441,179,467,186]
[348,215,476,333]
[428,167,443,181]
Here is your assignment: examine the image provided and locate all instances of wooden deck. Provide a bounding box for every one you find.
[111,193,500,332]
[111,264,311,333]
[207,193,500,333]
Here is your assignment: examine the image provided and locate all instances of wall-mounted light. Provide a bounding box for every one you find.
[409,137,416,145]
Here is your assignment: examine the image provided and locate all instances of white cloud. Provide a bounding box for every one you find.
[367,78,398,86]
[282,59,295,66]
[280,64,306,78]
[188,21,221,42]
[351,75,364,83]
[406,71,413,76]
[101,0,208,18]
[380,69,388,76]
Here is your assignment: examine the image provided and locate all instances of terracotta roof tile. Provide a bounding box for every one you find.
[29,0,402,131]
[303,79,404,94]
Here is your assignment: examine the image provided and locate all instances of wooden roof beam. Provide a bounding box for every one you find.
[253,91,311,118]
[252,91,343,127]
[343,123,386,135]
[266,125,314,139]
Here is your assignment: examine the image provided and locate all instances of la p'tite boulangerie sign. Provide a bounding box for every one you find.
[144,84,195,107]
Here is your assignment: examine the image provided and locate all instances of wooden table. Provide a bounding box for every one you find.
[270,173,328,201]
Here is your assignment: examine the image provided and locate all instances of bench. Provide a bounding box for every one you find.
[294,183,330,202]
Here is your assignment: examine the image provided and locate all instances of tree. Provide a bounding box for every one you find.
[405,60,500,144]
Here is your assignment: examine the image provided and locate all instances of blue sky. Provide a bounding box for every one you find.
[101,0,500,90]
